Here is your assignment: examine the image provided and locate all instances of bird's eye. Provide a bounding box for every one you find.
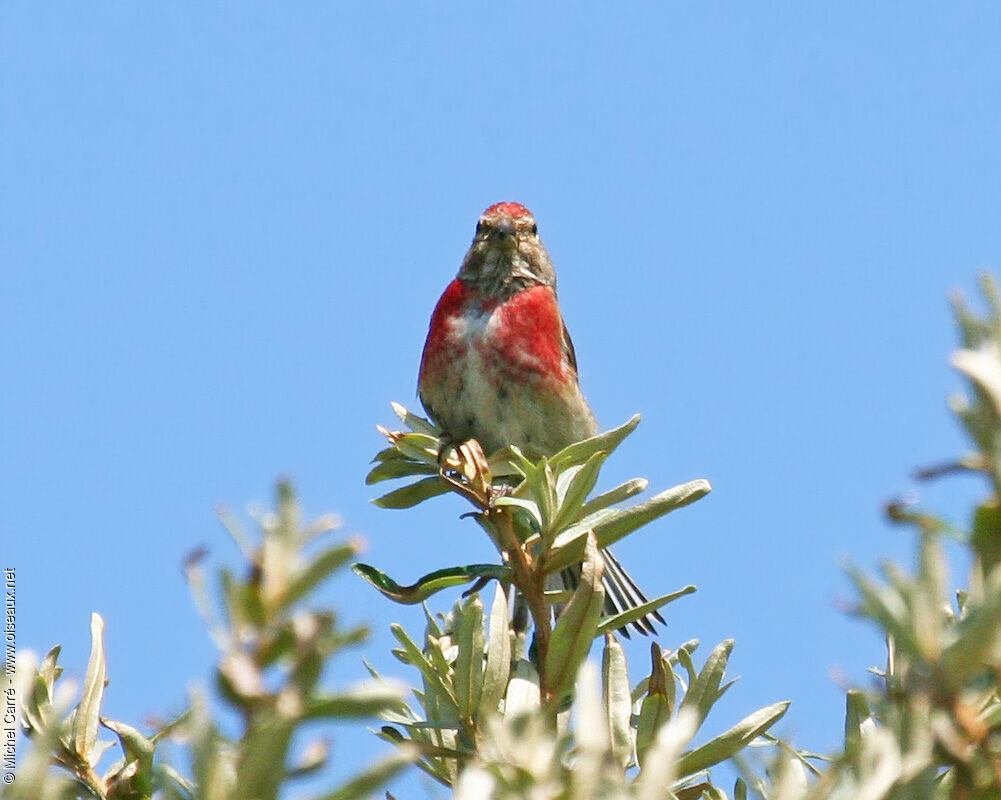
[475,221,484,234]
[530,223,538,235]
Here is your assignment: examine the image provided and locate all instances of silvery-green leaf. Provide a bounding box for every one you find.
[550,414,641,470]
[635,707,699,800]
[637,643,673,766]
[373,477,450,509]
[680,639,734,726]
[602,634,633,768]
[493,496,542,528]
[390,401,440,436]
[394,433,442,463]
[675,701,790,778]
[549,451,607,535]
[39,645,62,690]
[545,533,606,697]
[305,679,408,719]
[390,624,460,716]
[366,459,439,484]
[575,478,648,522]
[454,594,485,723]
[101,718,154,786]
[281,543,357,609]
[596,585,697,636]
[479,585,511,719]
[545,480,711,573]
[72,613,107,763]
[505,660,541,714]
[353,562,511,605]
[308,746,417,800]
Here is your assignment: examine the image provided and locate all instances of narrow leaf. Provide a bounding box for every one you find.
[73,613,107,762]
[602,634,633,768]
[454,594,485,722]
[352,562,512,605]
[575,478,648,522]
[550,414,641,470]
[478,585,511,719]
[307,746,417,800]
[545,533,606,697]
[390,624,460,716]
[373,477,450,509]
[675,701,790,777]
[391,402,440,435]
[596,585,697,636]
[549,451,607,534]
[680,639,734,726]
[281,543,358,609]
[305,680,408,719]
[545,480,711,573]
[366,459,439,484]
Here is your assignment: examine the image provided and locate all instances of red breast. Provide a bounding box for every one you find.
[420,279,568,388]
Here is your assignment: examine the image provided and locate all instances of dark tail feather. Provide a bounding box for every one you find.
[559,548,663,638]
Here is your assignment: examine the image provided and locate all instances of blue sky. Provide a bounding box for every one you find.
[4,2,1000,794]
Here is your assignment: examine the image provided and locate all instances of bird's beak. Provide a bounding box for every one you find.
[487,218,517,249]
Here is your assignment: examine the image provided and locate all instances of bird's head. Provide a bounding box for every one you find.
[457,202,556,296]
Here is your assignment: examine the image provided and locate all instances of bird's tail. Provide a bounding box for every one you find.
[557,547,663,638]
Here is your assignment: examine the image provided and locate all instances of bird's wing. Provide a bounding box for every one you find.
[561,316,581,377]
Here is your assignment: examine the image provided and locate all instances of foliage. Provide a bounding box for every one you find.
[12,274,1001,799]
[360,405,794,795]
[10,482,412,800]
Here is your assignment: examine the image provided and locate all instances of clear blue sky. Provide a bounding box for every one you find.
[4,2,999,795]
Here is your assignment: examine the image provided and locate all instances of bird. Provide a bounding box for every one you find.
[417,201,662,636]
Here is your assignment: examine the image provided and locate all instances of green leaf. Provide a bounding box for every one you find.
[845,564,922,659]
[971,503,1001,575]
[308,746,417,800]
[844,689,871,753]
[393,432,442,462]
[545,533,606,698]
[281,543,358,609]
[493,496,542,528]
[637,643,674,767]
[939,566,1001,688]
[234,711,298,800]
[488,445,536,478]
[454,594,485,723]
[391,401,440,436]
[574,478,648,522]
[602,634,633,768]
[305,680,408,719]
[680,639,734,727]
[72,613,108,763]
[366,459,439,484]
[544,479,712,574]
[596,585,697,636]
[389,624,460,717]
[549,451,607,535]
[101,718,155,795]
[373,477,450,509]
[675,643,699,689]
[675,701,790,777]
[549,414,641,470]
[39,645,62,689]
[479,585,511,719]
[352,562,512,605]
[505,659,541,714]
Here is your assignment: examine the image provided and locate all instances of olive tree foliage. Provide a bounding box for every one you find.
[359,407,791,799]
[356,273,1001,799]
[11,275,1001,800]
[10,484,415,800]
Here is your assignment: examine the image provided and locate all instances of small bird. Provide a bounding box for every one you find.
[418,202,662,636]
